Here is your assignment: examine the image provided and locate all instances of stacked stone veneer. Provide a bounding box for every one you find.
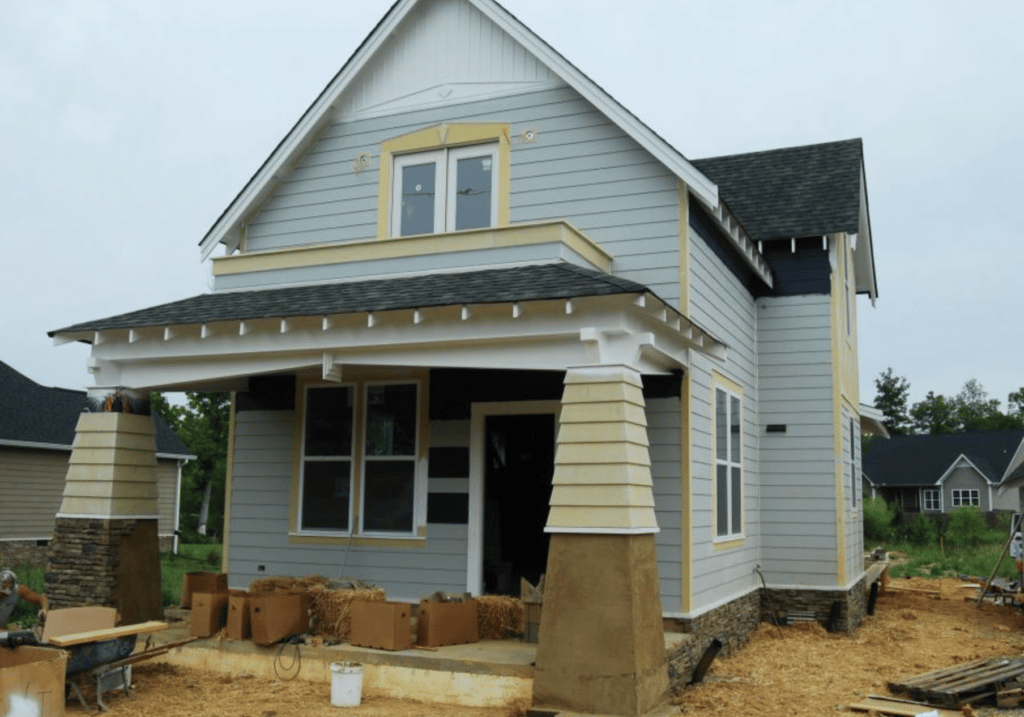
[664,579,868,695]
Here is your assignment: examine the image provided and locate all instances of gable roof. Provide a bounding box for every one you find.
[0,361,191,457]
[692,139,863,242]
[198,0,718,261]
[862,430,1024,488]
[50,263,650,335]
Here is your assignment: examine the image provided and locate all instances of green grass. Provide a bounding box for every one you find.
[5,544,224,628]
[885,540,1018,581]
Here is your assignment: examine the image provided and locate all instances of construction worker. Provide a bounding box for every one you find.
[1011,533,1024,592]
[0,569,48,629]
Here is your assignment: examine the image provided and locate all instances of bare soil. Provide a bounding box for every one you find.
[64,578,1024,716]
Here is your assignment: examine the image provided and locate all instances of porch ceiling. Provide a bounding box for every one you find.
[50,263,726,393]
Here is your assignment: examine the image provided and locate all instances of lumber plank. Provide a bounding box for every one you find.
[46,620,168,646]
[848,695,960,716]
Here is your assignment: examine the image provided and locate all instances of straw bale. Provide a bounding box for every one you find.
[475,595,524,639]
[308,584,386,641]
[248,574,330,595]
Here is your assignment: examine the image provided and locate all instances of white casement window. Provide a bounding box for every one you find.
[299,381,420,536]
[923,489,940,511]
[951,489,980,508]
[715,387,743,538]
[300,385,355,532]
[849,418,858,508]
[391,144,499,237]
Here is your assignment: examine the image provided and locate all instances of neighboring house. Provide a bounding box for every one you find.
[862,430,1024,514]
[48,0,878,644]
[0,360,192,565]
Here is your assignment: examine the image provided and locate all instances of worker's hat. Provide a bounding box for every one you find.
[0,569,15,597]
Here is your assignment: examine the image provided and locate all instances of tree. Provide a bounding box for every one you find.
[1008,387,1024,422]
[873,367,911,435]
[953,379,1008,432]
[151,391,230,538]
[910,391,958,434]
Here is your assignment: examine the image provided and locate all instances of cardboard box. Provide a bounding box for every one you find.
[226,591,252,641]
[181,572,227,609]
[250,592,311,646]
[0,645,67,717]
[350,601,412,651]
[416,599,479,648]
[190,591,229,638]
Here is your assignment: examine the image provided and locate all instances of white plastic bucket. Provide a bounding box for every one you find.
[330,661,364,707]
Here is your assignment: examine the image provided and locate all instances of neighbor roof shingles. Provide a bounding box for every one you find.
[862,430,1024,487]
[50,263,650,335]
[0,361,191,455]
[693,138,863,241]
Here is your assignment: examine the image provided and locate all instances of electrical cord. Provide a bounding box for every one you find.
[273,639,302,681]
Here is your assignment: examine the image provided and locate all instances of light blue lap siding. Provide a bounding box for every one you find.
[237,85,682,307]
[227,409,467,599]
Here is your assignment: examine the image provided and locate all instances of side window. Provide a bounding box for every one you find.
[391,144,498,237]
[715,387,742,538]
[300,386,354,532]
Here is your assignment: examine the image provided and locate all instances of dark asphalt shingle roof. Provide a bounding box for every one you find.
[50,263,649,335]
[0,360,191,455]
[692,138,863,241]
[862,430,1024,487]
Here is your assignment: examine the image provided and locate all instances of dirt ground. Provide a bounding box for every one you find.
[62,578,1024,716]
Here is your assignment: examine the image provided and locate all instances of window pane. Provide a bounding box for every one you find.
[400,162,436,236]
[731,466,742,535]
[730,395,741,460]
[301,460,350,531]
[715,390,727,461]
[366,384,417,456]
[363,460,415,532]
[454,155,493,230]
[305,387,352,456]
[716,464,728,536]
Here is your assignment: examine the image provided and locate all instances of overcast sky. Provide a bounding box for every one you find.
[2,0,1022,410]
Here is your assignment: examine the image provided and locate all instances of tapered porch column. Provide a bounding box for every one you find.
[45,412,163,623]
[533,365,668,716]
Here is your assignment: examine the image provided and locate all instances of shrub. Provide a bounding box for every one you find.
[946,506,987,548]
[905,512,938,546]
[863,498,897,543]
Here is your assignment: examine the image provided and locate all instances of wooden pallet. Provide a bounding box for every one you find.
[888,657,1024,708]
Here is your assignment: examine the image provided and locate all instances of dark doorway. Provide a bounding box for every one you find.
[482,413,555,595]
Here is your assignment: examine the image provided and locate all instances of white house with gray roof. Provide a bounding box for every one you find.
[49,0,879,678]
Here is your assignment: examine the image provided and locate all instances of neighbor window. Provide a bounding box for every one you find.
[923,489,940,511]
[299,381,420,535]
[715,387,742,538]
[951,489,980,508]
[391,144,498,236]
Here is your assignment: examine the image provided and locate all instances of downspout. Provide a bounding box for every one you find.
[174,458,186,555]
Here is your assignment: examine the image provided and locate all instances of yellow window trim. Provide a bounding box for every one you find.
[289,371,429,544]
[377,123,511,239]
[711,370,744,547]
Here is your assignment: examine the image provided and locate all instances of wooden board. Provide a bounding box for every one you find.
[889,657,1024,708]
[46,620,168,647]
[848,695,960,716]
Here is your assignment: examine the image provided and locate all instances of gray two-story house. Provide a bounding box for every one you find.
[50,0,878,671]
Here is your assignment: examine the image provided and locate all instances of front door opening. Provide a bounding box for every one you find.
[482,414,555,595]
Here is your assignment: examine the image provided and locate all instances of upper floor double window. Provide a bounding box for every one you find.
[377,123,510,240]
[392,145,498,236]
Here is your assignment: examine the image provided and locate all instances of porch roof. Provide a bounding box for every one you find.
[50,263,648,338]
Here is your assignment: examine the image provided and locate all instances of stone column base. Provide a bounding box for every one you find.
[45,517,163,624]
[533,533,669,716]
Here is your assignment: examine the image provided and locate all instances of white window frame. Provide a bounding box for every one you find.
[358,380,421,538]
[951,488,980,508]
[922,488,940,512]
[714,385,743,540]
[297,379,423,539]
[390,144,499,237]
[298,383,356,535]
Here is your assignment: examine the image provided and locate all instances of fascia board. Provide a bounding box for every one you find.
[0,438,192,461]
[199,0,419,261]
[854,162,878,301]
[935,454,997,486]
[200,0,720,261]
[471,0,718,207]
